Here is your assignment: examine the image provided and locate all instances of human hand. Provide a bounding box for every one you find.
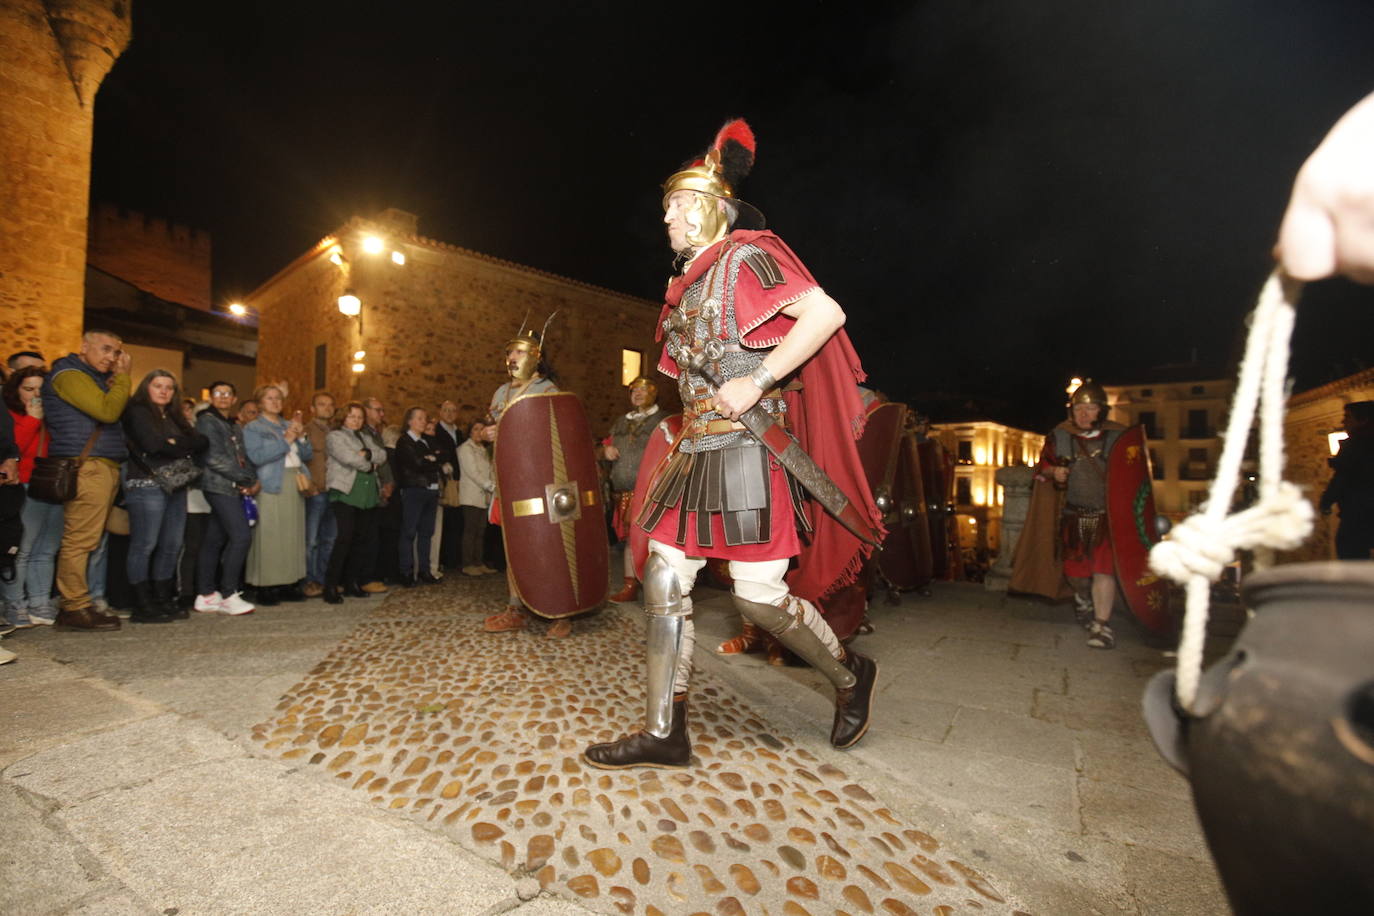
[603,445,620,461]
[0,458,16,482]
[114,349,132,375]
[26,398,43,419]
[381,482,395,500]
[483,425,497,442]
[247,482,262,496]
[713,377,762,421]
[1052,466,1070,484]
[1278,92,1374,283]
[442,462,454,475]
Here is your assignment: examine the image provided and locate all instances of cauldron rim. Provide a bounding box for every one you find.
[1241,560,1374,604]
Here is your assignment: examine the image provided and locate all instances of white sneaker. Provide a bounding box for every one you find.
[0,646,15,665]
[194,592,223,613]
[28,609,57,626]
[217,592,255,616]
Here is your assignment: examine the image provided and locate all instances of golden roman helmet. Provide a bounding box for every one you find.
[662,119,766,248]
[504,333,540,382]
[1066,378,1110,424]
[628,376,658,407]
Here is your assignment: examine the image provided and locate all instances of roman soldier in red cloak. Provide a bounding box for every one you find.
[583,119,884,769]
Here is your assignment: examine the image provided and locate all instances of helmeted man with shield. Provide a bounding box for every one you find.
[481,325,579,639]
[583,119,884,770]
[1011,380,1138,648]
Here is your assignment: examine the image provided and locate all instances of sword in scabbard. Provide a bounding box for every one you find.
[688,354,883,548]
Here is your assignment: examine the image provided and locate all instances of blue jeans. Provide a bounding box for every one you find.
[125,485,188,585]
[1,484,64,621]
[398,488,438,577]
[200,492,252,596]
[88,531,108,601]
[304,491,337,585]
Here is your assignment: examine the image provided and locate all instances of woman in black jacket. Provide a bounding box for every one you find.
[192,381,259,616]
[122,370,207,623]
[392,406,442,587]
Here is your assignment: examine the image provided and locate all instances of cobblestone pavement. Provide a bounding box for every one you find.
[251,578,1025,916]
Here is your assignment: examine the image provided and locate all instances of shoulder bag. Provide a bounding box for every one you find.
[29,427,100,503]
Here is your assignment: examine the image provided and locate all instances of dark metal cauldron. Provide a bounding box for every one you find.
[1144,561,1374,916]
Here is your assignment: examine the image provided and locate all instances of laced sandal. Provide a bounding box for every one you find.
[1086,621,1115,650]
[546,619,572,639]
[716,622,765,655]
[484,606,528,632]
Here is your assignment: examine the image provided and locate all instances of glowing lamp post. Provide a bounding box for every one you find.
[337,290,361,316]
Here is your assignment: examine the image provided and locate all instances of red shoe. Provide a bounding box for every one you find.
[484,606,528,632]
[609,577,640,602]
[716,622,765,655]
[546,618,572,639]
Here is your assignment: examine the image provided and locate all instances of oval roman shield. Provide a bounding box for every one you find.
[1107,425,1173,634]
[494,392,608,618]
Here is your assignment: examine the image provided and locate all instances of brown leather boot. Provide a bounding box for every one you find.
[583,695,690,769]
[608,576,640,603]
[831,649,878,749]
[55,607,121,631]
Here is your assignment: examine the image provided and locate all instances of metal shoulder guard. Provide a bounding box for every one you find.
[741,248,785,289]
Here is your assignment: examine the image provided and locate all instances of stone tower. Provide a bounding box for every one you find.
[0,0,132,363]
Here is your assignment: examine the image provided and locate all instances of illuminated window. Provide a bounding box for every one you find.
[621,349,642,386]
[390,250,406,266]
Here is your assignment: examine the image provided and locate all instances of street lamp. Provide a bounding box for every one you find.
[228,302,247,317]
[362,235,385,255]
[338,290,361,316]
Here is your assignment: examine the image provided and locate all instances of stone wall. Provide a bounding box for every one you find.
[251,217,670,435]
[0,0,131,362]
[1282,368,1374,563]
[88,203,213,311]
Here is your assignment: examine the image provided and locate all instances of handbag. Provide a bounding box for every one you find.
[29,427,101,503]
[296,470,313,494]
[128,445,201,494]
[440,475,462,508]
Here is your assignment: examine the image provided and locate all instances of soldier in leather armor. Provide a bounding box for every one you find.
[1036,380,1127,649]
[584,119,882,770]
[602,378,664,603]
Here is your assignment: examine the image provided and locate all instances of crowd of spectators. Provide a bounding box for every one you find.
[0,330,498,663]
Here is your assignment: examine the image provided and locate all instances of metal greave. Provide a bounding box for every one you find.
[731,594,856,689]
[642,553,689,738]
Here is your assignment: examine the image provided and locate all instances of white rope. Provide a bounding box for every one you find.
[1148,270,1314,712]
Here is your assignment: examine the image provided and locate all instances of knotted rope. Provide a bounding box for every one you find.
[1148,269,1314,712]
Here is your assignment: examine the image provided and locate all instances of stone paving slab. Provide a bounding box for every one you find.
[50,751,519,915]
[6,713,241,804]
[0,781,124,916]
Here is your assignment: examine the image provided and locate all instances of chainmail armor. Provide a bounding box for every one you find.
[662,243,785,454]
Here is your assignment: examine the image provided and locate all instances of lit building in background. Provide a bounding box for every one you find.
[928,419,1044,558]
[244,207,667,434]
[1101,374,1235,520]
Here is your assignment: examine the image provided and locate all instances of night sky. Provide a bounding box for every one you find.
[90,0,1374,429]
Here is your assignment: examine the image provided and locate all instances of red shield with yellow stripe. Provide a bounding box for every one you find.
[494,392,608,618]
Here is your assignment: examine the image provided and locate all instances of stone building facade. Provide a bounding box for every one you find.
[1282,367,1374,562]
[0,0,131,362]
[1104,376,1236,520]
[928,419,1043,557]
[87,203,213,311]
[249,210,670,436]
